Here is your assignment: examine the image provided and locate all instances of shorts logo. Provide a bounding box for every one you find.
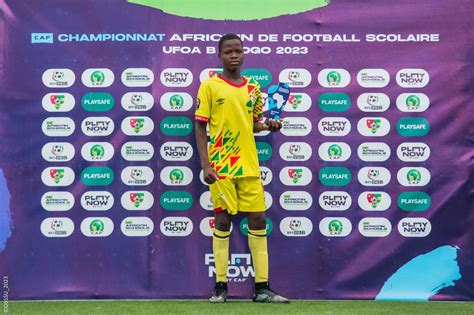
[319,217,352,237]
[121,92,154,111]
[357,93,390,112]
[279,191,313,211]
[318,69,350,88]
[121,191,154,211]
[41,218,74,237]
[280,217,313,237]
[81,68,114,88]
[42,69,75,87]
[358,192,391,211]
[278,69,311,88]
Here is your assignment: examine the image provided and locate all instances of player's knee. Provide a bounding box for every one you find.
[215,221,231,232]
[247,212,266,230]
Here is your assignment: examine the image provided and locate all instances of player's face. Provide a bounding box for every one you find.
[219,39,244,72]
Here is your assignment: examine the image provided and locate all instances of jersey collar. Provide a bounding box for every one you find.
[217,74,247,88]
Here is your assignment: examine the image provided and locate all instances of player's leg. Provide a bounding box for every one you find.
[208,179,238,303]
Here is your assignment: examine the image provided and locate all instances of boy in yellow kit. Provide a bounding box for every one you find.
[195,34,289,303]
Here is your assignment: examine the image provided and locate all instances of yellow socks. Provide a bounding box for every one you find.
[213,228,231,283]
[248,229,269,283]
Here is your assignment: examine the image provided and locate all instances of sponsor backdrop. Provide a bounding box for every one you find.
[0,0,473,301]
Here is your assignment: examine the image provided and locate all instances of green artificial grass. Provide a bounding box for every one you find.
[7,300,473,315]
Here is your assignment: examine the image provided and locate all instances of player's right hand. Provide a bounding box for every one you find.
[203,165,219,184]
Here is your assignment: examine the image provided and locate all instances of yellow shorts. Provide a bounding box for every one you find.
[209,176,266,215]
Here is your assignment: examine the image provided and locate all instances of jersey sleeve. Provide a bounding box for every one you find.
[195,81,211,123]
[253,82,264,122]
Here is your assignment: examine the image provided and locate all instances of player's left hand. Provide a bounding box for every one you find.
[264,118,283,132]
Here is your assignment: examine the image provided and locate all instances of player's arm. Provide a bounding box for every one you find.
[252,83,282,132]
[195,121,218,184]
[253,119,282,133]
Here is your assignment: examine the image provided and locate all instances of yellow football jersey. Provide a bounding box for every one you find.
[195,74,263,178]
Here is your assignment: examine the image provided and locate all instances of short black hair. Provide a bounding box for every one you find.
[218,33,243,53]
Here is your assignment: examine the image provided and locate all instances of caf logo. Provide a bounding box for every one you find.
[327,71,341,86]
[90,145,105,159]
[328,219,343,235]
[328,144,342,159]
[407,169,421,184]
[91,71,105,86]
[406,95,420,110]
[90,219,104,234]
[170,95,184,109]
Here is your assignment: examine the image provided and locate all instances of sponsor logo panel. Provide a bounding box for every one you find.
[280,117,312,136]
[358,217,392,237]
[42,117,75,137]
[40,218,74,237]
[200,217,234,237]
[121,141,154,161]
[200,191,214,211]
[121,92,154,111]
[279,142,312,161]
[319,217,352,237]
[42,93,75,112]
[240,218,273,236]
[357,117,390,137]
[357,69,390,88]
[160,141,193,161]
[41,167,75,186]
[279,191,312,211]
[121,191,154,211]
[81,117,114,136]
[205,253,254,282]
[241,68,272,88]
[357,142,391,162]
[318,142,351,162]
[396,93,430,112]
[160,92,193,112]
[397,118,430,137]
[397,167,431,186]
[121,116,154,136]
[398,192,431,211]
[199,68,222,82]
[81,93,114,112]
[280,217,313,237]
[260,167,273,186]
[81,142,114,162]
[121,217,154,236]
[81,68,114,88]
[318,93,350,112]
[160,166,193,186]
[80,217,114,237]
[41,142,75,162]
[357,167,391,186]
[160,68,193,87]
[160,116,193,136]
[358,192,391,211]
[278,69,312,88]
[318,117,351,136]
[81,166,114,186]
[160,191,193,211]
[319,167,352,186]
[121,68,154,87]
[41,192,74,211]
[279,166,312,186]
[42,69,75,88]
[396,69,429,88]
[284,93,311,112]
[121,166,154,186]
[318,69,350,88]
[398,218,431,237]
[397,142,430,162]
[357,93,390,112]
[319,191,351,211]
[81,191,114,211]
[256,142,272,161]
[160,216,193,236]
